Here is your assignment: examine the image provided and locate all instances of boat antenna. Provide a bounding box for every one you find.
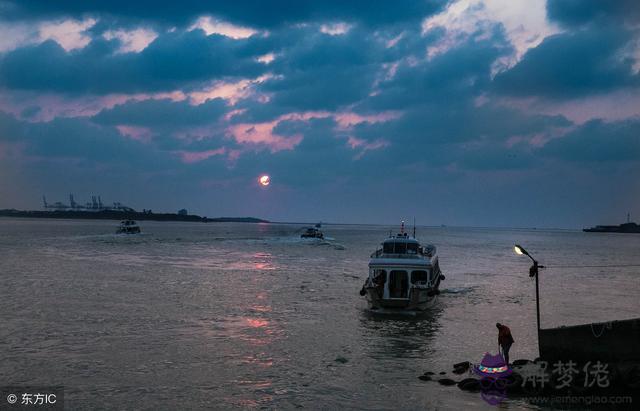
[401,220,405,234]
[413,217,416,238]
[628,212,631,224]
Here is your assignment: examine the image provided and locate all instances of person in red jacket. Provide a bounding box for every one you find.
[496,323,515,364]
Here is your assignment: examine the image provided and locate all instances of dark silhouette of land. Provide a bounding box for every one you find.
[0,209,269,223]
[583,222,640,233]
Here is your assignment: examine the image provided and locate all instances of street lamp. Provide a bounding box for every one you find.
[514,244,545,353]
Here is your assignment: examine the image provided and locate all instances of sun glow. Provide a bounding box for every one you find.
[259,175,270,186]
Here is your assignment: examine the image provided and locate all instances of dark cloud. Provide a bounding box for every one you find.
[0,110,175,168]
[492,28,639,99]
[540,119,640,163]
[250,26,399,112]
[367,25,511,110]
[261,65,377,111]
[2,0,449,28]
[457,141,536,171]
[92,98,228,128]
[546,0,640,27]
[0,30,266,94]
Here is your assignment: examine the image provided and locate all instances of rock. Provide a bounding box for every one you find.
[418,375,432,381]
[453,361,471,374]
[334,356,348,364]
[423,371,435,376]
[453,361,470,369]
[439,371,446,375]
[438,378,457,386]
[503,373,524,394]
[453,361,470,374]
[457,378,480,392]
[512,359,531,366]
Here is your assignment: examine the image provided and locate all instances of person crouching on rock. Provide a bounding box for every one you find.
[496,323,515,365]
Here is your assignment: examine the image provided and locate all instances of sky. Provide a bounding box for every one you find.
[0,0,639,227]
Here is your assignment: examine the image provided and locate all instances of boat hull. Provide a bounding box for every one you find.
[301,234,323,239]
[116,227,141,234]
[364,286,438,311]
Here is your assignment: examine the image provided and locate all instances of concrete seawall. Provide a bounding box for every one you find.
[539,318,640,363]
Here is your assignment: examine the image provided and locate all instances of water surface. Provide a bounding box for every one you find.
[1,218,638,409]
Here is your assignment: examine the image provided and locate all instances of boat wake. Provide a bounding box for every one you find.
[439,286,478,295]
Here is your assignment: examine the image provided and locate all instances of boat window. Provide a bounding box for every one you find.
[407,243,418,254]
[411,270,429,283]
[373,269,386,298]
[389,270,408,298]
[373,269,387,282]
[383,243,394,253]
[394,242,407,254]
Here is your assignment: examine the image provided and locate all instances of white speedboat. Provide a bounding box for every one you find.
[116,220,141,234]
[301,223,324,239]
[360,222,444,311]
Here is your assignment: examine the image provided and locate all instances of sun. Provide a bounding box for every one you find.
[259,175,270,186]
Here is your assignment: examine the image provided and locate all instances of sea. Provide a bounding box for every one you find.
[1,218,638,410]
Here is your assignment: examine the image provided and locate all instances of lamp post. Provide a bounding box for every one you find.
[514,244,544,352]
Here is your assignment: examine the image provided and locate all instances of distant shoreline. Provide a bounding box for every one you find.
[0,209,269,224]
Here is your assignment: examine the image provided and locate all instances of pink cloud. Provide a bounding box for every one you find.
[189,80,252,105]
[103,28,158,53]
[38,18,97,51]
[188,75,273,105]
[0,90,187,122]
[227,121,302,152]
[225,110,400,153]
[190,16,258,39]
[346,136,389,159]
[176,147,226,163]
[257,53,276,64]
[386,33,405,48]
[334,111,401,129]
[116,125,153,142]
[347,136,389,150]
[320,23,352,36]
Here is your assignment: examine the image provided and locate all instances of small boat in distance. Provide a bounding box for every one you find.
[301,223,324,239]
[116,220,141,234]
[583,213,640,233]
[360,221,444,312]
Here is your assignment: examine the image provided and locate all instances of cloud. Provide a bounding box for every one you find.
[0,110,177,168]
[37,17,96,50]
[102,27,157,53]
[540,119,640,163]
[423,0,559,71]
[92,98,229,129]
[2,0,449,29]
[0,29,267,94]
[546,0,640,27]
[189,16,257,39]
[492,27,639,99]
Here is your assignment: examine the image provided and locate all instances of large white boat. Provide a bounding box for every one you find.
[360,223,444,312]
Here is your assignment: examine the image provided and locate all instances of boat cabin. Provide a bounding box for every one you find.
[301,226,324,239]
